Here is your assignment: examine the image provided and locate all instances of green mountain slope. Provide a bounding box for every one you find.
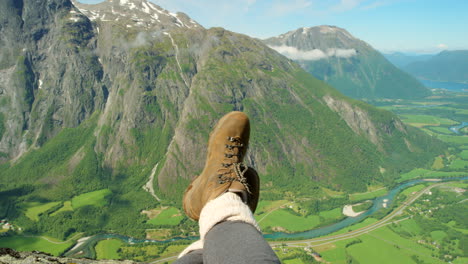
[403,50,468,82]
[0,0,444,239]
[264,26,431,99]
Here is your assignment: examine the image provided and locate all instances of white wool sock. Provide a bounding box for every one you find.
[178,192,260,258]
[199,192,260,240]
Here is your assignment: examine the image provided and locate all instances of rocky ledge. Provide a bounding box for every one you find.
[0,248,135,264]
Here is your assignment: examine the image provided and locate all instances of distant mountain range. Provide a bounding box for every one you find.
[402,50,468,83]
[264,26,431,99]
[383,52,433,68]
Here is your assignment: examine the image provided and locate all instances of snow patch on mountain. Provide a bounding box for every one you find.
[72,0,200,30]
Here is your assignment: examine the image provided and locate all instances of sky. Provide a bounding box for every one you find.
[77,0,468,54]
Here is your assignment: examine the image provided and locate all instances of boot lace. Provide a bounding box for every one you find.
[217,136,251,194]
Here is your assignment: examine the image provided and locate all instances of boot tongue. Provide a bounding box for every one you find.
[228,184,248,203]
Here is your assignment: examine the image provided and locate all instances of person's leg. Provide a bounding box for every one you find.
[176,112,280,263]
[199,192,279,263]
[204,221,279,264]
[177,192,280,263]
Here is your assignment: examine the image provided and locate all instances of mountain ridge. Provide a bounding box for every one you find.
[263,25,431,99]
[383,52,434,68]
[403,50,468,83]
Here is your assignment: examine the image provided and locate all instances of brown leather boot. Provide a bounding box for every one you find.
[183,111,260,221]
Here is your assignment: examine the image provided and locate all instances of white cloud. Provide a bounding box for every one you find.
[361,0,388,10]
[436,43,448,49]
[331,0,366,12]
[269,45,357,61]
[329,48,357,57]
[267,0,312,17]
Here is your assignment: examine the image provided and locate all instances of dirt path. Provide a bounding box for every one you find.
[142,162,161,201]
[257,202,291,224]
[22,233,82,245]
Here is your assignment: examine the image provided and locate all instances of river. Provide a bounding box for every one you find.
[65,176,467,257]
[449,122,468,134]
[419,79,468,92]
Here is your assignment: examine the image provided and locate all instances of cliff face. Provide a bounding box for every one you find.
[0,0,107,162]
[0,0,443,206]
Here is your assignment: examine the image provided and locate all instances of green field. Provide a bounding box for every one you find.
[147,207,184,226]
[436,135,468,144]
[52,189,111,215]
[349,188,388,201]
[399,168,466,182]
[346,227,444,264]
[430,230,447,242]
[392,218,422,236]
[319,207,343,220]
[328,218,379,236]
[427,126,453,135]
[283,259,305,264]
[400,114,457,126]
[95,238,123,260]
[22,201,61,221]
[255,200,288,215]
[254,200,342,233]
[400,184,427,197]
[448,159,468,169]
[459,150,468,159]
[0,236,74,256]
[321,187,345,197]
[259,209,320,232]
[432,156,444,169]
[352,201,373,212]
[120,244,188,262]
[71,189,112,209]
[51,201,73,216]
[398,168,432,182]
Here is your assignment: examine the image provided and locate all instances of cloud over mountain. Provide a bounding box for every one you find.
[268,45,357,61]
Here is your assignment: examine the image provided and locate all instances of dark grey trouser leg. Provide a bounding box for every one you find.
[204,221,280,264]
[174,249,204,264]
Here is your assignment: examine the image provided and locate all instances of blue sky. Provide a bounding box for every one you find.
[78,0,468,54]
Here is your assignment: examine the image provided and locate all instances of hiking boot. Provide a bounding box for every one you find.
[183,111,260,221]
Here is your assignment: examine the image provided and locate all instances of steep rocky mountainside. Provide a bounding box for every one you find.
[0,0,443,237]
[264,26,431,99]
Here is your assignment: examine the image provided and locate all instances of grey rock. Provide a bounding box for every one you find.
[0,248,136,264]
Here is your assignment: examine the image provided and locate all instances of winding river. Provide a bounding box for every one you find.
[449,122,468,134]
[65,176,467,257]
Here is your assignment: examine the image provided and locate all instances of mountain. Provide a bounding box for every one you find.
[0,0,444,239]
[263,26,431,99]
[403,50,468,83]
[383,52,433,68]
